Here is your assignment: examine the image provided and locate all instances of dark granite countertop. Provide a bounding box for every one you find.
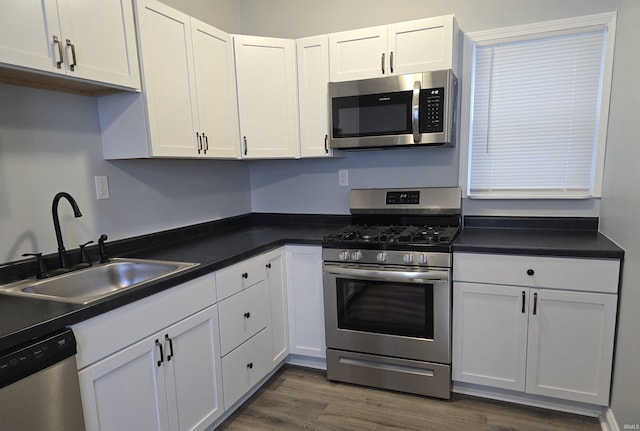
[0,214,348,353]
[0,214,624,354]
[453,216,624,259]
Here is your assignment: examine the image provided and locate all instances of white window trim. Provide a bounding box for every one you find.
[458,12,617,199]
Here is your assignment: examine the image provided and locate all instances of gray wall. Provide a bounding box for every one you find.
[159,0,242,33]
[599,0,640,427]
[0,83,251,263]
[245,0,613,216]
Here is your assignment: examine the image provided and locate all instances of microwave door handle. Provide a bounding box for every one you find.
[412,80,421,143]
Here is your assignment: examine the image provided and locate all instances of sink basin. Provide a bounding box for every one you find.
[0,258,198,304]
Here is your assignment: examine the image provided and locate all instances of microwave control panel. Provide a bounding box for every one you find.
[420,87,445,133]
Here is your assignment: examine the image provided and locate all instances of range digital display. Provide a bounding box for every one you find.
[386,191,420,205]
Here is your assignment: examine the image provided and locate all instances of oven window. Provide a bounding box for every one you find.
[336,278,434,339]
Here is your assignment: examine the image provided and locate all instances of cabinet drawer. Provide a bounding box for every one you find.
[216,254,266,301]
[221,329,269,410]
[453,253,620,294]
[218,281,268,356]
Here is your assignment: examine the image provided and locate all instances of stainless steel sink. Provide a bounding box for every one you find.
[0,258,198,304]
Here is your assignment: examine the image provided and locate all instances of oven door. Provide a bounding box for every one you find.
[323,263,451,364]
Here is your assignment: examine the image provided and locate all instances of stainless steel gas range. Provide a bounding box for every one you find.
[322,187,461,399]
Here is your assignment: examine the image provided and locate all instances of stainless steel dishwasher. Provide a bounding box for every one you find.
[0,328,86,431]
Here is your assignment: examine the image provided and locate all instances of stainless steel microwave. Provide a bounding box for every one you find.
[329,70,458,150]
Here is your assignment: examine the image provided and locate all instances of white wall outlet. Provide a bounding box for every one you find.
[338,169,349,186]
[95,176,110,200]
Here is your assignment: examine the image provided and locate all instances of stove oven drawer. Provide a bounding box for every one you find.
[453,253,619,294]
[326,349,451,399]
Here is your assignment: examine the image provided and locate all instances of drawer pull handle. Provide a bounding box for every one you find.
[165,334,174,361]
[526,269,535,276]
[266,263,272,269]
[242,272,248,279]
[533,292,538,315]
[155,339,164,367]
[244,312,251,319]
[521,291,526,313]
[247,362,253,369]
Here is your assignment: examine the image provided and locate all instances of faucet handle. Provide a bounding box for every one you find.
[98,234,110,263]
[79,241,94,265]
[22,253,48,279]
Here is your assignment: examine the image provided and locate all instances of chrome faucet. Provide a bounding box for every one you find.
[52,192,82,269]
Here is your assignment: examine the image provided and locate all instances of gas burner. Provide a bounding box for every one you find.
[324,224,459,247]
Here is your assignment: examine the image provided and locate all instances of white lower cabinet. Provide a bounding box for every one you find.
[453,252,619,406]
[216,247,287,411]
[265,248,289,369]
[79,305,223,431]
[285,245,325,358]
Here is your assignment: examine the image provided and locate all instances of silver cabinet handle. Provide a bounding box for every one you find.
[412,80,421,143]
[390,51,394,73]
[381,52,385,74]
[53,36,63,69]
[66,39,77,71]
[196,132,202,154]
[243,136,248,155]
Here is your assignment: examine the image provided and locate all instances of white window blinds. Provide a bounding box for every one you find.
[468,28,607,198]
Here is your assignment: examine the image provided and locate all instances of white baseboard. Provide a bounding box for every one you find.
[453,381,605,418]
[600,408,620,431]
[285,354,327,370]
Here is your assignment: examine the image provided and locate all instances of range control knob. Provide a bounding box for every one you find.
[418,254,428,265]
[376,252,388,262]
[351,250,363,261]
[338,250,350,261]
[402,253,414,264]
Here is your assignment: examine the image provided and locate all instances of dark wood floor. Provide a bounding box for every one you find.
[217,366,601,431]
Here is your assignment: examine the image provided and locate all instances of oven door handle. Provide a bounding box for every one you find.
[324,265,449,283]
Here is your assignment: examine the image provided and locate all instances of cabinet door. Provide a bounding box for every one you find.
[452,282,528,391]
[191,19,240,159]
[285,245,325,358]
[328,25,387,81]
[297,35,331,157]
[526,289,617,405]
[163,306,224,431]
[57,0,140,89]
[137,0,199,157]
[265,249,289,369]
[234,35,300,158]
[387,15,456,75]
[0,0,62,74]
[79,334,169,431]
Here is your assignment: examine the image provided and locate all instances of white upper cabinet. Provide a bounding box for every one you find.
[296,35,340,158]
[0,0,140,90]
[234,35,300,159]
[329,15,460,81]
[99,0,240,159]
[137,0,199,157]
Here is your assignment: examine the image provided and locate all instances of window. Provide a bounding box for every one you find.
[461,13,616,199]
